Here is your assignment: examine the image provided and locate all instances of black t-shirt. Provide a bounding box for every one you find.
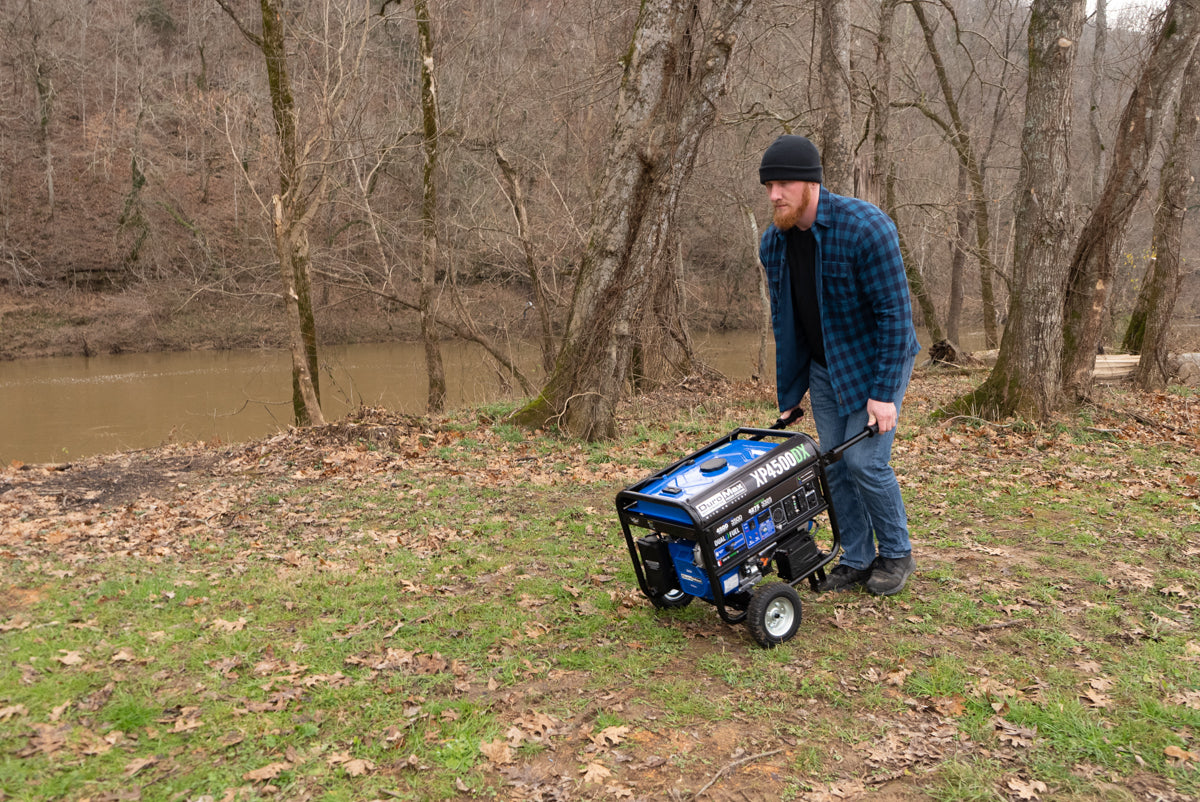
[785,226,826,367]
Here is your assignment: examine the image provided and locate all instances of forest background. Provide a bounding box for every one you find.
[1,0,1198,423]
[4,3,1200,799]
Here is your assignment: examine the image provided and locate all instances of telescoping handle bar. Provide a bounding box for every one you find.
[822,422,880,465]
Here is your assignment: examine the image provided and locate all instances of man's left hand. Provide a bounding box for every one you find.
[866,399,898,433]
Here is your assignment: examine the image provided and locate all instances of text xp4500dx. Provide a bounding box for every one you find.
[614,424,875,648]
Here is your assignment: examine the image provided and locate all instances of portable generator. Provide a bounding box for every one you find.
[615,424,875,648]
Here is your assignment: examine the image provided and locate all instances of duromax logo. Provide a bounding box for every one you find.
[696,481,748,519]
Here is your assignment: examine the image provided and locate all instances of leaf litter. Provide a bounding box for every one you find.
[1,375,1198,800]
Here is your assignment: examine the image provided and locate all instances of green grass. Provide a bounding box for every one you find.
[2,382,1199,800]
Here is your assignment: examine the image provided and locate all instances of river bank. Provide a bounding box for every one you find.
[0,284,426,362]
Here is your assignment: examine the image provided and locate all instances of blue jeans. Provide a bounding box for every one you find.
[808,357,915,570]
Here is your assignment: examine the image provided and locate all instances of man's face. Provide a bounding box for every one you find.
[765,180,816,231]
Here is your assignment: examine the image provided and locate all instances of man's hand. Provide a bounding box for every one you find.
[771,405,804,429]
[866,398,898,433]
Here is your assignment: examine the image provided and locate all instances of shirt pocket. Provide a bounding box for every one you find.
[821,260,857,302]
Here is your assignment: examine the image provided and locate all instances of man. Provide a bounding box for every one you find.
[758,134,921,596]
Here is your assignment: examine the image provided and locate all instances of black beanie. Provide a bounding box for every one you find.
[759,135,823,184]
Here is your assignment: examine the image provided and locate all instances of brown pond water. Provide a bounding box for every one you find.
[1,333,774,465]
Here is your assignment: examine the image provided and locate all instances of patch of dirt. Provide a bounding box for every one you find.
[1,379,1198,801]
[10,452,219,509]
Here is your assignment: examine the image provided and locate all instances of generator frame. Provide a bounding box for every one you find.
[615,425,874,647]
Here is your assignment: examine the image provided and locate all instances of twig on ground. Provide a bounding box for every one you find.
[974,620,1022,631]
[1089,401,1198,439]
[936,415,1014,429]
[691,748,783,799]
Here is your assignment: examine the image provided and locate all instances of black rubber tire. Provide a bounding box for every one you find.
[747,582,802,647]
[649,588,694,609]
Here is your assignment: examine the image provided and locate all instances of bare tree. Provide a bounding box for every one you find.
[742,205,770,381]
[215,0,369,426]
[905,0,1005,348]
[495,148,556,376]
[817,0,853,195]
[946,164,970,344]
[1087,0,1109,201]
[1061,0,1200,398]
[1124,49,1200,387]
[871,0,945,344]
[512,0,751,440]
[951,0,1085,420]
[414,0,446,412]
[15,0,61,219]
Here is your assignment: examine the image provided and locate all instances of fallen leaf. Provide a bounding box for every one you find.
[327,753,376,776]
[1006,777,1047,800]
[886,666,912,687]
[934,696,966,717]
[480,739,514,765]
[344,758,375,776]
[218,731,244,748]
[1164,745,1198,765]
[995,717,1037,748]
[591,725,630,748]
[581,762,612,783]
[173,715,203,733]
[112,648,137,663]
[125,756,158,777]
[243,761,291,781]
[0,704,28,721]
[211,617,248,632]
[56,650,85,666]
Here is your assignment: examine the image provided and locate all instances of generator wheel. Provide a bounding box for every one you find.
[747,582,801,647]
[649,588,693,609]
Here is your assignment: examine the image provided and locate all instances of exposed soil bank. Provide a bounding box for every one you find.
[0,285,429,361]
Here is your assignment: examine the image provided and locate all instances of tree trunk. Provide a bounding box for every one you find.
[1061,0,1200,398]
[511,0,750,440]
[216,0,333,426]
[415,0,446,412]
[743,206,770,382]
[496,147,557,376]
[1128,50,1200,388]
[818,0,853,195]
[25,0,55,218]
[951,0,1084,420]
[911,0,1000,347]
[1088,0,1108,202]
[274,196,325,426]
[643,237,702,385]
[874,0,944,343]
[261,0,321,426]
[947,165,970,345]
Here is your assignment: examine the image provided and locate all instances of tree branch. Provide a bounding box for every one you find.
[213,0,263,49]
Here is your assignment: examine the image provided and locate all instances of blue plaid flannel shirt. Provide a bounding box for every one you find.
[760,186,921,417]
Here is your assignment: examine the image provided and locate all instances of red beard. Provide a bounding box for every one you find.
[773,205,800,231]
